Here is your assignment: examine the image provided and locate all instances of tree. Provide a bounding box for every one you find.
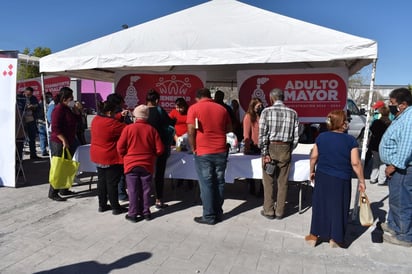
[17,47,51,80]
[347,73,366,105]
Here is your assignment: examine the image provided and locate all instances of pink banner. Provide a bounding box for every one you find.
[115,73,204,112]
[238,70,347,122]
[17,76,71,100]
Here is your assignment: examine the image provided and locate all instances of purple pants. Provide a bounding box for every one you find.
[125,166,152,216]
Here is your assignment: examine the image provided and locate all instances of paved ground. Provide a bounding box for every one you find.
[1,152,412,274]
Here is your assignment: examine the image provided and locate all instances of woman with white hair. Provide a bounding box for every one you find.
[117,104,164,222]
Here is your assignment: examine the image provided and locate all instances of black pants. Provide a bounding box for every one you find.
[97,165,123,210]
[154,149,170,201]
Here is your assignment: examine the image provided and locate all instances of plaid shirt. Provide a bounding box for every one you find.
[258,101,299,156]
[379,106,412,169]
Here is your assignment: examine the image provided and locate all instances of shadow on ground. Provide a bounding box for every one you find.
[33,252,152,274]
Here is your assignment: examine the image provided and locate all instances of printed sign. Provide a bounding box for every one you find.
[0,51,18,187]
[237,68,348,123]
[114,72,205,112]
[17,76,71,100]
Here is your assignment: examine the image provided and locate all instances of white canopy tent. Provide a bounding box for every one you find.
[39,0,378,217]
[40,0,377,84]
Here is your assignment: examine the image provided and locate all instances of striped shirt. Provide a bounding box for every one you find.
[379,106,412,169]
[258,101,299,156]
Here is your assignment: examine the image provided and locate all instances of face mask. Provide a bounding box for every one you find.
[389,105,399,116]
[67,100,75,108]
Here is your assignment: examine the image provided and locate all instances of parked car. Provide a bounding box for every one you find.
[346,98,367,144]
[298,99,367,145]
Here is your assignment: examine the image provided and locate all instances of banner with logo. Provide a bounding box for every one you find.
[0,51,18,187]
[237,68,348,123]
[17,76,71,100]
[114,72,206,112]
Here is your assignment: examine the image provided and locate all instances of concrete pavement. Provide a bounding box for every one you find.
[1,156,411,274]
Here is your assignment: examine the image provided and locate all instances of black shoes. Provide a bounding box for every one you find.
[112,207,128,215]
[30,155,41,160]
[144,214,152,221]
[260,210,275,220]
[193,216,216,225]
[125,214,140,223]
[49,195,66,202]
[98,205,112,213]
[59,189,76,196]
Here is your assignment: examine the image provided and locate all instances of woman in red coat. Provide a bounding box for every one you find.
[117,105,164,222]
[90,101,127,215]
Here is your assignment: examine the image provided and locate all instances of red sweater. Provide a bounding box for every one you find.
[90,115,126,165]
[50,103,79,145]
[117,120,164,174]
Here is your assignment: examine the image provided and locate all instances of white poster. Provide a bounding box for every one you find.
[0,51,18,187]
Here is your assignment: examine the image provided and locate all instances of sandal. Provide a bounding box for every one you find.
[305,234,318,247]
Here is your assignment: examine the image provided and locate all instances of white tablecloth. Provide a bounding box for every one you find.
[165,150,310,183]
[73,143,312,183]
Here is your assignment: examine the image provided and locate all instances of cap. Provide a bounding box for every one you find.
[372,101,385,110]
[133,104,149,120]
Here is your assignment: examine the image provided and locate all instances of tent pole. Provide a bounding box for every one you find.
[351,58,377,221]
[93,80,98,113]
[40,73,52,163]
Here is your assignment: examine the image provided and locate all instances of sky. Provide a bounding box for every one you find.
[1,0,410,85]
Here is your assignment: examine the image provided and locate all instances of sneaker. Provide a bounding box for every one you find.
[48,195,66,202]
[383,233,412,247]
[380,222,396,236]
[193,216,216,225]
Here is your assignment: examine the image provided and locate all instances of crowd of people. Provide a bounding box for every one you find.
[33,85,411,248]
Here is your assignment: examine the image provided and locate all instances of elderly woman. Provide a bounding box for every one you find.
[305,110,366,248]
[117,105,164,222]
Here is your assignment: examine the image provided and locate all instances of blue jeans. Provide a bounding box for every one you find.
[37,121,48,154]
[387,166,412,243]
[194,152,227,222]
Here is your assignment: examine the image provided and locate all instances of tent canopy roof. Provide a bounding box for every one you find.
[40,0,377,83]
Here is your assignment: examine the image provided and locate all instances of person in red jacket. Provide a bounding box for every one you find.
[117,104,164,222]
[90,101,127,215]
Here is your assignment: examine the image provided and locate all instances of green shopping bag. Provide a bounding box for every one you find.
[49,148,80,189]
